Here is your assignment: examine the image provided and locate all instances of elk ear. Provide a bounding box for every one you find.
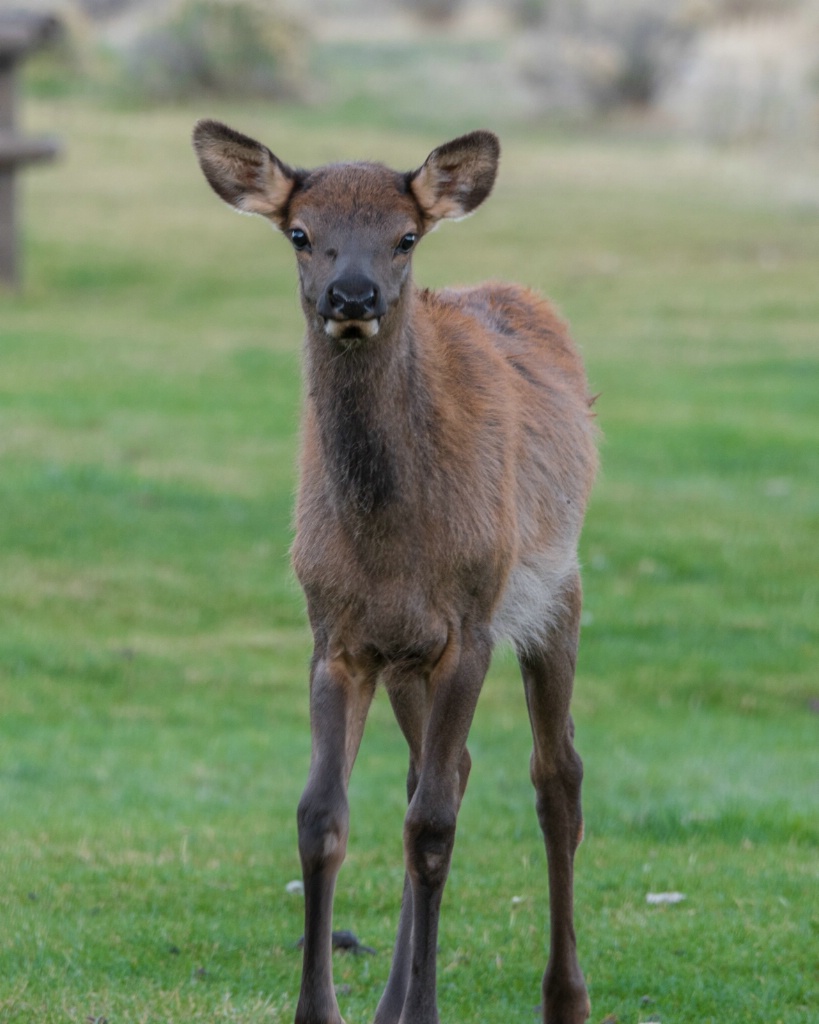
[410,130,500,226]
[192,119,299,229]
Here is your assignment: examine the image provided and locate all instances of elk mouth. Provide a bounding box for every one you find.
[322,317,381,343]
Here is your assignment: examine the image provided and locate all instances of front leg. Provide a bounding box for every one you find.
[295,652,375,1024]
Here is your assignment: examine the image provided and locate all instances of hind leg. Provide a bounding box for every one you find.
[397,624,490,1024]
[518,574,590,1024]
[373,682,426,1024]
[375,676,473,1024]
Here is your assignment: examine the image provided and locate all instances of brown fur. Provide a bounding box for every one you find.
[194,121,596,1024]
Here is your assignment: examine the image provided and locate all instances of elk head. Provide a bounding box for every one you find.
[192,121,500,344]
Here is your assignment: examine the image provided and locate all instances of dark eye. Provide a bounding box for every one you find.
[289,228,311,252]
[396,233,417,255]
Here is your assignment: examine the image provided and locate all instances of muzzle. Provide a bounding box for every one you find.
[318,274,386,340]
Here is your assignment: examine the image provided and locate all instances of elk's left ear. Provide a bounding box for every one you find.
[410,130,500,226]
[192,119,300,229]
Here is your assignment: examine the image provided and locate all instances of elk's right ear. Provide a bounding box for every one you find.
[192,119,298,229]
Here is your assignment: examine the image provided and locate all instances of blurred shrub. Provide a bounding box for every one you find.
[76,0,135,13]
[661,12,819,143]
[510,0,551,29]
[120,0,306,102]
[511,0,819,140]
[514,0,696,116]
[709,0,803,15]
[17,5,96,99]
[404,0,465,23]
[513,32,623,116]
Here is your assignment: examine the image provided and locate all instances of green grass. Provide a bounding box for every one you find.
[1,96,817,1023]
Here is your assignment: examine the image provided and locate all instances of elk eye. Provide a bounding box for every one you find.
[289,228,311,251]
[396,233,417,255]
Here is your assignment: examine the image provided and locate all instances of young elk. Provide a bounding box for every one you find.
[193,121,597,1024]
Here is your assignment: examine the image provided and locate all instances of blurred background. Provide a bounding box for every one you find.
[2,2,817,1023]
[17,0,819,144]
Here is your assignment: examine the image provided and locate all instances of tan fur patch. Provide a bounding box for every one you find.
[323,319,381,341]
[411,163,468,222]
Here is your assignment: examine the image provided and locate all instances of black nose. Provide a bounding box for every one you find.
[319,276,381,321]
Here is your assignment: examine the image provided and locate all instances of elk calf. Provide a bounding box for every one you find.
[194,121,597,1024]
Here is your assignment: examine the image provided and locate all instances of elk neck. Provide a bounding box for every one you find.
[302,287,434,521]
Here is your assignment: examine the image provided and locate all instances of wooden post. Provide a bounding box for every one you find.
[0,56,17,286]
[0,12,62,289]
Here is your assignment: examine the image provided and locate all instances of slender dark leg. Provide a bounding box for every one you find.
[375,679,474,1024]
[375,872,415,1024]
[374,677,428,1024]
[397,626,491,1024]
[519,574,590,1024]
[294,653,376,1024]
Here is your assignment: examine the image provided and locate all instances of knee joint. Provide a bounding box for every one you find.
[297,788,348,874]
[531,742,583,795]
[404,811,456,888]
[532,746,584,842]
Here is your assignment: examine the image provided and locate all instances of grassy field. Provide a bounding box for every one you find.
[1,95,817,1023]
